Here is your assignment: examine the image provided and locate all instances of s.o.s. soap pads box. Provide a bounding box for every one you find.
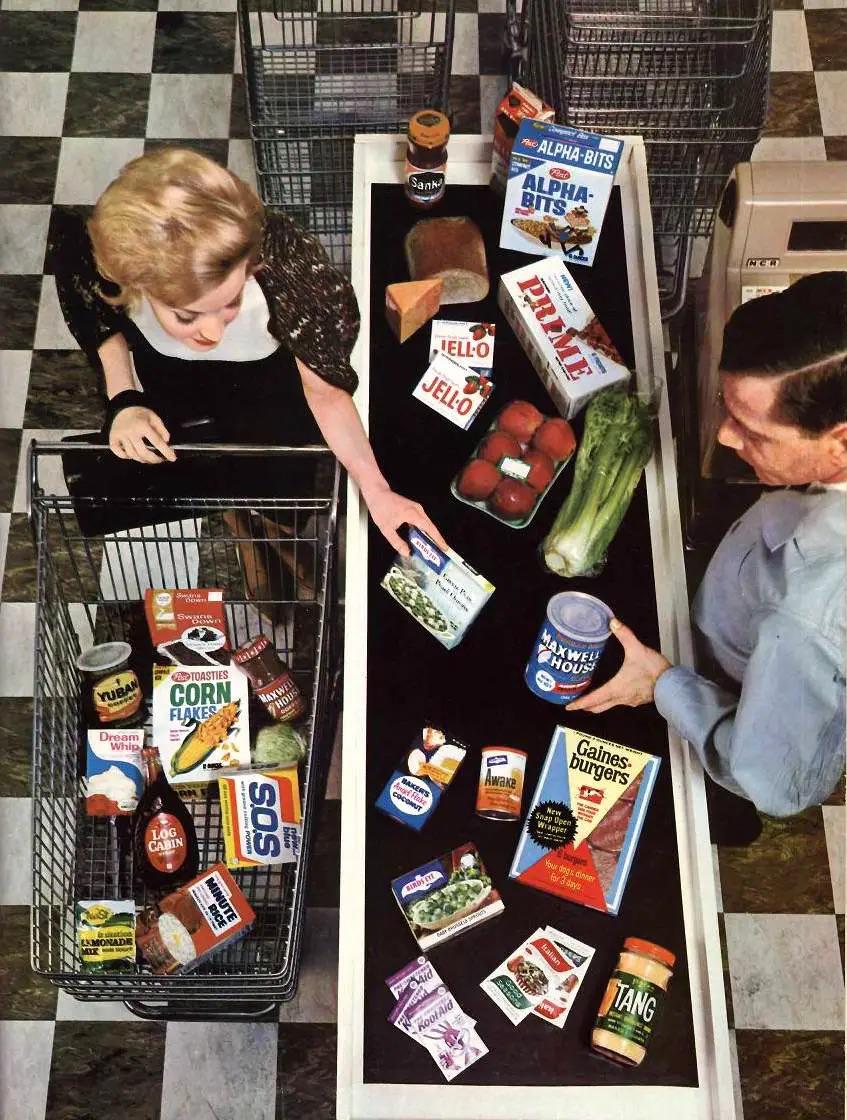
[498,256,630,418]
[499,119,623,267]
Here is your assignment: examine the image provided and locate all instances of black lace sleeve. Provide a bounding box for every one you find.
[256,210,360,394]
[48,210,131,373]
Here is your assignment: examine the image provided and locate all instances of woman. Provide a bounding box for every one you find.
[51,146,443,557]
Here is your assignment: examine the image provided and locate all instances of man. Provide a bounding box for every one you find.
[570,272,847,819]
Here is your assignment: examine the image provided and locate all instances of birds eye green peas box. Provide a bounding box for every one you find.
[381,529,495,650]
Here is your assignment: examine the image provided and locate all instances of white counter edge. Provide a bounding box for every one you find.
[338,134,734,1120]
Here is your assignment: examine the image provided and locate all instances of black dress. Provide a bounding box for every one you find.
[49,210,360,508]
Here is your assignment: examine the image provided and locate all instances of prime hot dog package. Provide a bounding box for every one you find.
[510,726,659,915]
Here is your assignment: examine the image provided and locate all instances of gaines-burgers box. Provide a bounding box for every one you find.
[510,727,659,916]
[499,256,630,418]
[136,864,255,975]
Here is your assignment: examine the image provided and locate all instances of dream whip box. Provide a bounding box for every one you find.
[498,256,630,418]
[510,726,659,915]
[499,119,624,267]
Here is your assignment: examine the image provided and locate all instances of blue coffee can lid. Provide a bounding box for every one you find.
[548,592,612,643]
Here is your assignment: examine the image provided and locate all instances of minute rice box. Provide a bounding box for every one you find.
[499,119,623,267]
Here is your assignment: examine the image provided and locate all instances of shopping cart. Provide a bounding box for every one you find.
[511,0,770,318]
[238,0,455,273]
[28,442,342,1019]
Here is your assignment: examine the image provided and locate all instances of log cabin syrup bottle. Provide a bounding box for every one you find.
[404,109,450,208]
[134,746,199,890]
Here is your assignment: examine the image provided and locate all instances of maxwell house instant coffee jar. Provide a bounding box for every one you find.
[525,591,612,705]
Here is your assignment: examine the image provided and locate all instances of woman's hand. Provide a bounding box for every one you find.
[109,406,176,464]
[567,618,672,714]
[363,484,447,555]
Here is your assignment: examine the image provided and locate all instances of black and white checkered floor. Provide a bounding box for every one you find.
[0,2,844,1118]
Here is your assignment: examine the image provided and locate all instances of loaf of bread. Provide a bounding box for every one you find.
[385,277,443,343]
[404,217,489,305]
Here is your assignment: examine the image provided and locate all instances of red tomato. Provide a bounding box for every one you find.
[489,478,536,521]
[521,448,555,493]
[532,417,576,462]
[497,400,544,442]
[456,459,501,501]
[479,431,522,465]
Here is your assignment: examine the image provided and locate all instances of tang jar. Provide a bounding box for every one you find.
[591,938,675,1067]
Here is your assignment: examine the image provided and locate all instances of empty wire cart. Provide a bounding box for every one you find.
[238,0,455,272]
[29,443,341,1018]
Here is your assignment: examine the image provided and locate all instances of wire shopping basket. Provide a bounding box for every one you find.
[28,443,342,1018]
[239,0,455,272]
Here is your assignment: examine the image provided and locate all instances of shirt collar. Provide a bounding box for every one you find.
[760,487,847,555]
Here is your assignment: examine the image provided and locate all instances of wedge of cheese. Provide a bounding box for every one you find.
[385,278,443,344]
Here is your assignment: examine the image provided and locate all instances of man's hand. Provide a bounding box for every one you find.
[568,618,672,713]
[363,485,446,555]
[109,407,176,464]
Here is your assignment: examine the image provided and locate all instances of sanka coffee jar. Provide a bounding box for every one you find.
[404,109,450,209]
[592,938,675,1067]
[77,642,142,728]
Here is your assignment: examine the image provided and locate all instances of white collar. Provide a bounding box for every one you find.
[128,277,279,362]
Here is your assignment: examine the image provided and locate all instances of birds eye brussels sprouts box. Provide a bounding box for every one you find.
[381,529,494,650]
[498,257,630,419]
[391,841,504,951]
[152,664,250,786]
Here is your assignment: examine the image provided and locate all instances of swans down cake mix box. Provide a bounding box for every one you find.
[510,726,660,915]
[499,119,624,267]
[391,842,504,951]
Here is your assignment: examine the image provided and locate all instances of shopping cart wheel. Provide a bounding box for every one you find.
[124,999,280,1021]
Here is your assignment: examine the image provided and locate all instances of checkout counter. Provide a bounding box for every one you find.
[336,135,735,1120]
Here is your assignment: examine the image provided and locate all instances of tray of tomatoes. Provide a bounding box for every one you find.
[450,400,577,528]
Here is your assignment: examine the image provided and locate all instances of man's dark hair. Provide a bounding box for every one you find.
[720,271,847,434]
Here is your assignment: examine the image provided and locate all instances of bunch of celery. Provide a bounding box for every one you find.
[542,386,652,577]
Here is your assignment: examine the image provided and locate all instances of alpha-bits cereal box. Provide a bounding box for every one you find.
[498,256,630,418]
[510,726,659,916]
[153,664,250,786]
[499,119,624,267]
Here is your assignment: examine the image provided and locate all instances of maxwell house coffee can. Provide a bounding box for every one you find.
[525,592,612,705]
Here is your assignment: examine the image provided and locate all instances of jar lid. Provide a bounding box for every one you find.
[623,937,676,969]
[408,109,450,148]
[76,641,132,675]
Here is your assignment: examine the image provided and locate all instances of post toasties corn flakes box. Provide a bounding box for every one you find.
[499,119,624,267]
[510,726,660,915]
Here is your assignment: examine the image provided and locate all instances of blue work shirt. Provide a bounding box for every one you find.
[654,486,846,817]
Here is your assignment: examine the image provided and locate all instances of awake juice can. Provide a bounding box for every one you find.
[525,592,612,704]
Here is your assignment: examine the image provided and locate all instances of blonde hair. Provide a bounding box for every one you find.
[88,147,265,311]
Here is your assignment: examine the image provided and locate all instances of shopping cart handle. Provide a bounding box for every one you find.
[26,439,335,524]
